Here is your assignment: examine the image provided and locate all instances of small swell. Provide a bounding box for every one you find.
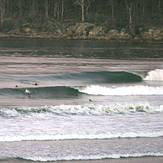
[54,71,143,83]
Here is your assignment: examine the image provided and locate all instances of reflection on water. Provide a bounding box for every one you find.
[0,38,163,58]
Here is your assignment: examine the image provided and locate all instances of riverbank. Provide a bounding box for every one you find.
[1,23,163,42]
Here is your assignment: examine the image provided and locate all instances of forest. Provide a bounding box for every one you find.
[0,0,163,39]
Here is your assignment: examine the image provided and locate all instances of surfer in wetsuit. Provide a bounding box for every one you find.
[25,89,31,98]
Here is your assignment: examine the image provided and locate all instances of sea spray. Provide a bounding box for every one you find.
[145,69,163,81]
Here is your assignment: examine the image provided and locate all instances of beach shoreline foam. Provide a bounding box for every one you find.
[0,157,163,163]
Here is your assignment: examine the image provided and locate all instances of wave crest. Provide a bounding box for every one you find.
[61,71,142,83]
[78,85,163,95]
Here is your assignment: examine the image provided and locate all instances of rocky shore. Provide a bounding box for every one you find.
[1,22,163,41]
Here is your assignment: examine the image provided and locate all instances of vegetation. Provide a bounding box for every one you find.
[0,0,163,40]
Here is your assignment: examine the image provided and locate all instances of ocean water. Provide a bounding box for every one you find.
[0,38,163,161]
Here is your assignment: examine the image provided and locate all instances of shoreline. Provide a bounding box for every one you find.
[0,33,163,43]
[1,157,163,163]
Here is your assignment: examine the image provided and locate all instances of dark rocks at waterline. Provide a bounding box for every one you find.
[142,28,163,41]
[1,22,163,41]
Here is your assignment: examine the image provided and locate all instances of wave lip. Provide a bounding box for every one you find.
[145,69,163,81]
[79,85,163,95]
[60,71,143,83]
[18,152,163,162]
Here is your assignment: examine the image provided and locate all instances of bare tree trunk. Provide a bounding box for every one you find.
[158,0,161,17]
[74,0,94,23]
[128,5,133,32]
[45,0,48,19]
[0,0,5,28]
[111,0,115,27]
[81,0,85,22]
[125,0,135,36]
[61,0,64,21]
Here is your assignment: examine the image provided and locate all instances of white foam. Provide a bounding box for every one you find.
[79,85,163,95]
[1,131,163,142]
[1,103,163,117]
[1,104,163,142]
[145,69,163,81]
[20,152,163,161]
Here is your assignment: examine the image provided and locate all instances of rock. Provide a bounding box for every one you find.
[89,26,104,37]
[21,27,32,33]
[106,29,130,40]
[67,23,94,37]
[119,31,130,39]
[109,29,119,34]
[142,28,163,40]
[148,29,154,35]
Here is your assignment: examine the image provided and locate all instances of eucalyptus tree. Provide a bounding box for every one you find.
[74,0,94,22]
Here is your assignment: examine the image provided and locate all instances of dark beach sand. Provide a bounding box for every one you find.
[1,157,163,163]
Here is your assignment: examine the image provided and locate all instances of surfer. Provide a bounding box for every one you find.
[34,82,38,86]
[25,89,31,98]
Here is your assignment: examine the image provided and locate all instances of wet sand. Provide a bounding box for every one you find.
[1,157,163,163]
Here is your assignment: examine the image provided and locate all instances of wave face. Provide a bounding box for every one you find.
[56,71,143,83]
[0,86,79,98]
[145,69,163,81]
[1,84,163,98]
[79,85,163,95]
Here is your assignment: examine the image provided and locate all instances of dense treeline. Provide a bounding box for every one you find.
[0,0,163,35]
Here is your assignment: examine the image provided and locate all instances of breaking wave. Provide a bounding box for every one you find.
[144,69,163,81]
[1,84,163,99]
[0,103,163,117]
[78,85,163,95]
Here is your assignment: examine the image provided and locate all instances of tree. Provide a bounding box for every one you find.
[0,0,5,28]
[45,0,49,18]
[74,0,94,22]
[110,0,115,27]
[125,0,135,36]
